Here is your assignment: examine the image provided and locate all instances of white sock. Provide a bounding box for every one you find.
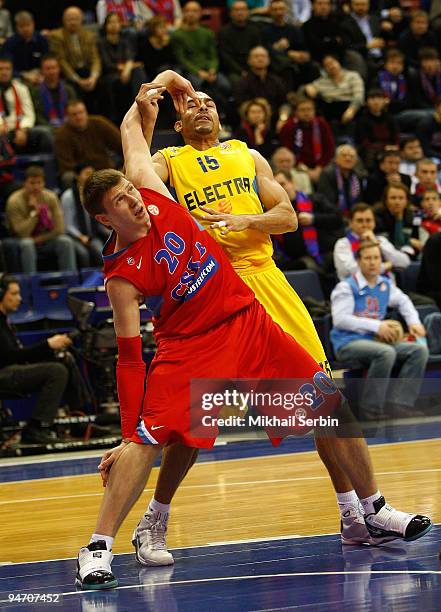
[147,497,170,523]
[89,533,114,551]
[360,491,383,516]
[336,490,359,515]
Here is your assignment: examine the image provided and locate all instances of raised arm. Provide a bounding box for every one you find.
[201,149,297,235]
[120,84,172,199]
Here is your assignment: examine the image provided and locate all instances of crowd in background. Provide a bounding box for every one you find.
[0,0,440,306]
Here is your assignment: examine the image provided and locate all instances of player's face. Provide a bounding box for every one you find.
[416,163,437,185]
[177,93,220,138]
[359,247,382,277]
[350,211,375,235]
[421,192,440,216]
[99,180,151,233]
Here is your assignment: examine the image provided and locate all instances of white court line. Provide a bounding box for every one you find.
[1,569,440,602]
[1,467,441,506]
[1,524,440,568]
[1,435,440,477]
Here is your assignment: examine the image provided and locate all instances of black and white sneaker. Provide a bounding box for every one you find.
[76,541,118,590]
[365,496,433,542]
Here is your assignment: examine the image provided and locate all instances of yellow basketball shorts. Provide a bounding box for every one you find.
[238,262,332,377]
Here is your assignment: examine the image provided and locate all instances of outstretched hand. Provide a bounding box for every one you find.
[135,83,166,123]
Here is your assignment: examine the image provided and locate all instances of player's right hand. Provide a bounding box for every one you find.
[135,83,166,123]
[98,443,128,487]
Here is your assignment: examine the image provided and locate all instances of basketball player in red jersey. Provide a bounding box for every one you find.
[75,82,346,590]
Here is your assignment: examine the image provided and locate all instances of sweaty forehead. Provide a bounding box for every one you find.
[187,92,214,103]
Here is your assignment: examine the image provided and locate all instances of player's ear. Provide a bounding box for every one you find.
[174,120,182,133]
[95,213,111,228]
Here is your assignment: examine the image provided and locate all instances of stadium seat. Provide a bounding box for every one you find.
[30,272,79,322]
[9,274,45,325]
[284,270,325,302]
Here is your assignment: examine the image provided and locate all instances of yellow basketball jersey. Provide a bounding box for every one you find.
[160,140,273,273]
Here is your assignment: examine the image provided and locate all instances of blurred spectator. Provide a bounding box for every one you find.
[49,6,101,112]
[340,0,385,80]
[354,88,399,170]
[374,183,421,257]
[0,56,52,154]
[226,0,268,20]
[0,273,71,444]
[302,0,345,63]
[54,100,122,189]
[0,0,12,45]
[410,47,441,112]
[171,2,230,117]
[399,137,423,178]
[417,232,441,308]
[304,54,364,130]
[96,0,138,27]
[2,11,48,85]
[61,163,109,267]
[274,168,344,272]
[98,12,145,124]
[330,240,428,420]
[286,0,311,25]
[133,0,182,28]
[271,146,312,193]
[365,150,411,205]
[417,97,441,162]
[218,1,261,84]
[398,11,438,68]
[262,0,318,90]
[278,97,334,184]
[411,158,440,205]
[30,54,77,130]
[234,46,287,123]
[317,144,365,216]
[419,188,441,244]
[372,48,420,131]
[136,15,177,79]
[235,98,278,158]
[333,202,410,280]
[4,166,76,273]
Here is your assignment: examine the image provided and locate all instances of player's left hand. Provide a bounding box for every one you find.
[155,70,200,114]
[201,206,250,234]
[135,83,166,122]
[408,323,426,337]
[98,442,129,487]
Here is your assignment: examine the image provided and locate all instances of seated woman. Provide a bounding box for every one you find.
[234,98,278,158]
[98,11,146,124]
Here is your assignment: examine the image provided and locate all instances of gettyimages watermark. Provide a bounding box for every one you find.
[189,377,441,440]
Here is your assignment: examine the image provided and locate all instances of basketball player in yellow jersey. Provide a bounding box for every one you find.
[129,73,431,567]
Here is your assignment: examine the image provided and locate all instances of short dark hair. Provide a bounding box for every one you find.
[83,169,125,217]
[355,240,381,259]
[0,56,12,66]
[74,161,94,175]
[400,136,420,150]
[419,47,439,62]
[0,273,18,302]
[24,165,44,180]
[378,149,400,163]
[367,88,385,99]
[40,52,59,66]
[385,49,404,63]
[349,203,373,219]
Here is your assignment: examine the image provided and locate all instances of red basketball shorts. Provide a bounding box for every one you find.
[129,299,341,448]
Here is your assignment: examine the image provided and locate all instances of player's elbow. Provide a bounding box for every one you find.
[287,209,297,232]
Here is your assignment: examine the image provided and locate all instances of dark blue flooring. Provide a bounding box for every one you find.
[1,528,440,611]
[1,419,441,483]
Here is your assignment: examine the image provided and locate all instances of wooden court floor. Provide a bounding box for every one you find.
[1,438,440,564]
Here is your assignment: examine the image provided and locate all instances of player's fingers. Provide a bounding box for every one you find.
[200,206,218,216]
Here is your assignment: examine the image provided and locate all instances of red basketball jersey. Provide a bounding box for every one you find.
[103,188,254,341]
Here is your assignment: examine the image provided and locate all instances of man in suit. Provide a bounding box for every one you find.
[49,6,101,112]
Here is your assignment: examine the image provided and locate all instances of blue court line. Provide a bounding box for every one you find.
[1,528,440,612]
[1,420,441,483]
